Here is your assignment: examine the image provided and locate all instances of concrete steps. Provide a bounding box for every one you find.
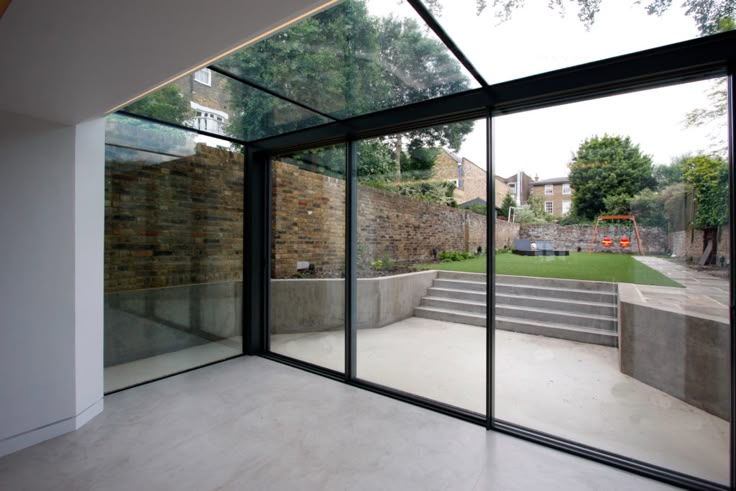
[414,271,619,346]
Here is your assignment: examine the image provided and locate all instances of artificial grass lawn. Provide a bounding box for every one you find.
[417,253,683,287]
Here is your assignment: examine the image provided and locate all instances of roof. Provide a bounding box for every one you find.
[532,177,570,186]
[459,198,487,207]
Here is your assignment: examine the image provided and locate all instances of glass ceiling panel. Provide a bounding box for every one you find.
[420,0,734,84]
[121,68,330,142]
[212,0,480,119]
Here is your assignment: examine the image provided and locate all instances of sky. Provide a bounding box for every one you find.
[370,0,726,179]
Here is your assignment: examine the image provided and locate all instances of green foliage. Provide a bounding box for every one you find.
[366,180,457,206]
[558,213,595,225]
[357,141,397,181]
[400,147,441,181]
[464,203,488,216]
[683,155,729,227]
[439,250,473,262]
[471,0,734,36]
[371,256,396,270]
[603,193,633,215]
[630,189,667,227]
[224,0,472,149]
[122,85,192,125]
[660,183,692,230]
[653,156,688,188]
[568,135,655,219]
[499,193,515,218]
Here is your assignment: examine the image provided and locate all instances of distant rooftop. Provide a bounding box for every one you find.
[532,176,570,185]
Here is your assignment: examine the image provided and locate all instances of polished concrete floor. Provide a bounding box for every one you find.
[271,319,729,485]
[0,357,677,491]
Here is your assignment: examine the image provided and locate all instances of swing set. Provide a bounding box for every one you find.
[588,215,645,255]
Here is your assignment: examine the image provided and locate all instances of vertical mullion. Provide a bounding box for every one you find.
[727,69,735,491]
[244,148,269,355]
[264,155,273,354]
[486,112,495,429]
[345,141,358,379]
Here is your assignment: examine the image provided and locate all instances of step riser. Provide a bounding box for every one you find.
[413,309,617,347]
[422,298,617,326]
[414,308,486,327]
[421,297,486,314]
[436,271,617,293]
[433,279,486,292]
[495,294,616,317]
[496,319,618,347]
[496,284,615,303]
[496,306,616,331]
[428,288,486,302]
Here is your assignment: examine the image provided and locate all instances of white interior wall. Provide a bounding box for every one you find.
[0,111,78,455]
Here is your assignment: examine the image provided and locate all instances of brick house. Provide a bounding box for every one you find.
[531,176,574,216]
[498,171,535,205]
[174,68,231,135]
[432,149,509,207]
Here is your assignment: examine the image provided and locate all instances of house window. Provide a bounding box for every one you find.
[562,183,571,195]
[190,102,228,135]
[545,201,553,213]
[545,184,553,195]
[194,68,212,86]
[562,200,571,214]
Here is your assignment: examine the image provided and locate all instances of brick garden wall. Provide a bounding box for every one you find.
[105,144,244,292]
[519,223,668,254]
[105,156,518,289]
[271,160,512,278]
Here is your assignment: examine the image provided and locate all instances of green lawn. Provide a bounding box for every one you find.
[417,253,682,287]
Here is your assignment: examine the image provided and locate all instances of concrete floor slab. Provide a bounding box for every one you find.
[272,318,729,485]
[0,357,676,491]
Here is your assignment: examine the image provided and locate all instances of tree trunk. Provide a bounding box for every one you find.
[395,135,402,182]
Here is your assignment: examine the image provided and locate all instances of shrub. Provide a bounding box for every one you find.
[371,256,396,270]
[439,250,472,262]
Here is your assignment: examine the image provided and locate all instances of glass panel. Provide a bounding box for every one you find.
[355,119,487,413]
[213,0,479,119]
[493,78,730,485]
[121,69,330,141]
[104,114,243,392]
[422,0,734,84]
[269,145,346,372]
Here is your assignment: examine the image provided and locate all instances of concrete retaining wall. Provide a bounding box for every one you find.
[271,270,437,334]
[104,281,242,366]
[618,284,730,420]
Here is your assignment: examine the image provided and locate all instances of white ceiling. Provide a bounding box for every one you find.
[0,0,333,125]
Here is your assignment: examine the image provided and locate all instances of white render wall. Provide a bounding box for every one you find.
[0,111,104,456]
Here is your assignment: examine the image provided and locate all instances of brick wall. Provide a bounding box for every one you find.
[271,160,517,278]
[683,227,731,261]
[105,144,244,292]
[519,223,667,254]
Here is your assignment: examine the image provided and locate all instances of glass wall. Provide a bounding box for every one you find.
[104,114,243,392]
[354,120,487,413]
[269,145,346,373]
[493,78,730,485]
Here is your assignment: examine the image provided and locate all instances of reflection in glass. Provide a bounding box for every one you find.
[121,68,331,141]
[355,120,486,413]
[493,78,730,485]
[420,0,732,84]
[213,0,478,119]
[269,146,346,372]
[104,114,243,392]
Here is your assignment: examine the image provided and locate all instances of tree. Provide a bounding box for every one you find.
[222,0,474,172]
[425,0,735,35]
[122,85,191,124]
[499,193,515,217]
[653,156,688,188]
[683,154,728,228]
[568,135,656,219]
